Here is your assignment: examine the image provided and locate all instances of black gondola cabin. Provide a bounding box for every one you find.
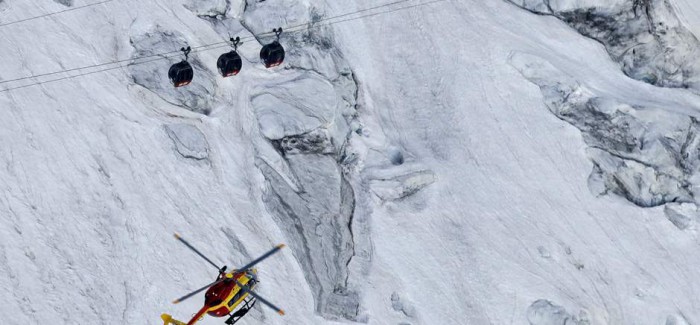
[217,51,243,77]
[260,41,285,68]
[169,61,193,87]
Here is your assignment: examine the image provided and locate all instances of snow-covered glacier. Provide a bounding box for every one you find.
[5,0,700,324]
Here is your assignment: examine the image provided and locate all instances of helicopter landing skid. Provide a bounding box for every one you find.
[225,296,257,325]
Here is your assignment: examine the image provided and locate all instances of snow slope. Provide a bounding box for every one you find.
[3,0,700,324]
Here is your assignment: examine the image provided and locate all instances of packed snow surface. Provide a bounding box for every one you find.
[4,0,700,324]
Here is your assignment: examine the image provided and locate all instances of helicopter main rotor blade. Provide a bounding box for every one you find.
[174,233,221,271]
[235,244,285,272]
[235,280,285,316]
[172,278,225,304]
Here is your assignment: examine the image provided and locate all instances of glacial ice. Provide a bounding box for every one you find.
[508,0,700,90]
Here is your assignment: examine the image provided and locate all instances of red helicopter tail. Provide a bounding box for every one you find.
[185,306,209,325]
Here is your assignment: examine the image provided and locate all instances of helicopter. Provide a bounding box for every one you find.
[161,233,286,325]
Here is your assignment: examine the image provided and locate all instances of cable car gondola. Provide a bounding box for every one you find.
[260,28,285,68]
[217,37,243,77]
[169,47,194,87]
